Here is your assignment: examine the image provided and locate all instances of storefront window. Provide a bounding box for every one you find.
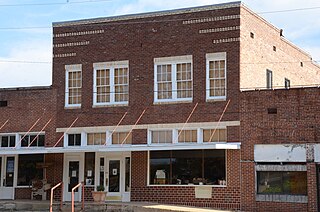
[257,171,307,195]
[149,151,171,184]
[149,150,225,185]
[17,154,44,186]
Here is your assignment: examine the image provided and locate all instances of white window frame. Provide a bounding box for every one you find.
[20,134,45,148]
[0,134,16,148]
[206,52,227,101]
[64,133,84,147]
[201,127,227,143]
[86,132,107,146]
[93,61,129,106]
[65,64,82,108]
[147,129,174,145]
[154,55,193,103]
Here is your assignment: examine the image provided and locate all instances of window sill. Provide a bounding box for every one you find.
[64,105,81,109]
[92,103,128,108]
[206,97,226,102]
[256,194,307,203]
[153,100,193,105]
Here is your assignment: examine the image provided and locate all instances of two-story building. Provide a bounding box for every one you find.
[0,1,320,211]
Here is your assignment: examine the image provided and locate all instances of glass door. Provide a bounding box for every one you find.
[0,156,15,199]
[63,153,84,202]
[68,161,79,193]
[108,159,121,194]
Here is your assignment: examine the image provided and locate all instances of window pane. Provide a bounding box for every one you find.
[21,136,29,147]
[172,150,202,185]
[204,150,226,185]
[157,64,172,100]
[68,134,81,146]
[125,157,130,192]
[1,136,9,147]
[178,130,197,143]
[176,63,192,99]
[203,129,226,142]
[96,69,110,103]
[9,136,16,147]
[17,154,44,186]
[149,150,226,185]
[85,152,95,185]
[149,151,171,185]
[112,132,131,144]
[151,130,172,144]
[67,70,82,105]
[257,171,307,195]
[208,59,226,98]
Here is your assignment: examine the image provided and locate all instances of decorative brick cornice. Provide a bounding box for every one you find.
[53,41,90,48]
[53,2,241,27]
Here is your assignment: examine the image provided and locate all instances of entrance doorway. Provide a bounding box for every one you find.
[0,156,16,199]
[63,153,84,201]
[96,152,131,202]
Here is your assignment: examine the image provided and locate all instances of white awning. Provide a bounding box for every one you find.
[0,142,240,155]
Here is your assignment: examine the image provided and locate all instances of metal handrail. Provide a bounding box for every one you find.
[50,182,63,212]
[71,181,85,212]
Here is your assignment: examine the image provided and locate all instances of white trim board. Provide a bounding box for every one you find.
[56,121,240,133]
[0,142,240,155]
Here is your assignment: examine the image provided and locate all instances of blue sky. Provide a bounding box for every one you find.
[0,0,319,88]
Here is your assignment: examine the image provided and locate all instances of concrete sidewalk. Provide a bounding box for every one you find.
[0,200,234,211]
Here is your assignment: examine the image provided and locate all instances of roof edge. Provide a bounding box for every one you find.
[0,85,52,92]
[240,3,312,59]
[53,1,241,27]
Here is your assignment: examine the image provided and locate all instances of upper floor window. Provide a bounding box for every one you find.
[93,61,129,106]
[178,130,197,143]
[68,134,81,146]
[203,129,226,142]
[148,128,227,145]
[266,69,273,89]
[21,134,45,147]
[151,130,172,144]
[206,52,226,100]
[154,55,193,103]
[87,133,106,145]
[0,135,15,147]
[65,64,82,107]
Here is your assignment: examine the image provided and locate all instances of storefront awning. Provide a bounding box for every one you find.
[0,142,240,155]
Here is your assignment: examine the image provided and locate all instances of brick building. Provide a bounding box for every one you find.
[241,88,320,212]
[0,1,320,211]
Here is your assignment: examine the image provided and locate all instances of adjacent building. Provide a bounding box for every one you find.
[0,1,319,211]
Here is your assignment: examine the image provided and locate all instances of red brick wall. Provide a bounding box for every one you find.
[52,7,241,131]
[84,186,94,202]
[15,188,32,199]
[0,87,57,146]
[131,150,241,210]
[240,6,320,89]
[45,153,64,201]
[240,88,320,212]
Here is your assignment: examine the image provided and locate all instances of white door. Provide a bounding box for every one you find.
[0,156,16,199]
[63,154,84,202]
[107,157,121,201]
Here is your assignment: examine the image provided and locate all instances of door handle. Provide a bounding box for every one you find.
[68,177,70,184]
